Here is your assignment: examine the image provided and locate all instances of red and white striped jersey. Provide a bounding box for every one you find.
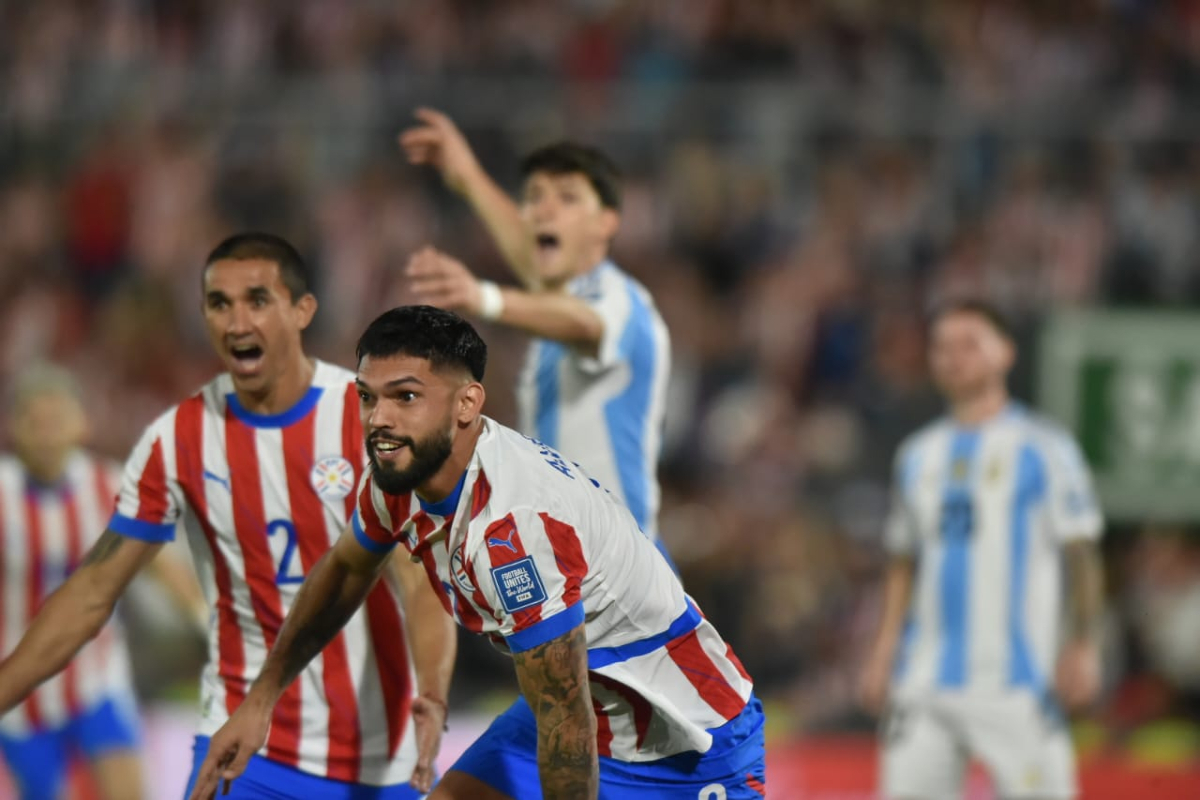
[109,361,418,786]
[355,418,754,762]
[0,451,133,736]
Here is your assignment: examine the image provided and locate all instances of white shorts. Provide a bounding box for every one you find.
[880,691,1076,799]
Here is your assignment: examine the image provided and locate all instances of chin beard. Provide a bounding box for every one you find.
[369,428,454,496]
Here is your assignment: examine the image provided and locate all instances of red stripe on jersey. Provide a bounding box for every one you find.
[592,696,613,757]
[464,550,503,628]
[283,414,361,780]
[176,396,246,714]
[725,644,752,683]
[540,514,586,607]
[340,383,364,523]
[225,410,300,767]
[470,471,491,519]
[22,490,44,726]
[417,548,454,617]
[666,630,746,722]
[136,440,170,522]
[482,515,541,631]
[357,479,407,552]
[365,582,412,760]
[61,489,84,716]
[445,546,485,634]
[746,774,767,796]
[93,461,117,516]
[591,672,653,751]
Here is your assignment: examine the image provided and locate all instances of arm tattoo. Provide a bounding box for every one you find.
[278,599,355,687]
[513,624,598,799]
[82,531,128,567]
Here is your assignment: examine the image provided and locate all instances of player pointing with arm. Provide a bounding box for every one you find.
[860,299,1104,800]
[399,111,673,563]
[0,233,455,798]
[192,305,765,800]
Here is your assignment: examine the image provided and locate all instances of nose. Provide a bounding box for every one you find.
[226,302,253,335]
[366,401,396,432]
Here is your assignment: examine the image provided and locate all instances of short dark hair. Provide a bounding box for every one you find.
[356,306,487,381]
[520,142,622,210]
[930,297,1013,340]
[205,232,311,302]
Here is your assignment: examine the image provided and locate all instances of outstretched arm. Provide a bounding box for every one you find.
[188,527,392,800]
[0,531,161,712]
[399,108,538,288]
[512,623,598,799]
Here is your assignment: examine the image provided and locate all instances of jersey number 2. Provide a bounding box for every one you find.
[268,519,305,584]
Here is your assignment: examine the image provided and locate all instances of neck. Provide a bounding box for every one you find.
[950,385,1009,426]
[20,455,68,486]
[545,252,607,291]
[235,354,315,415]
[415,418,485,503]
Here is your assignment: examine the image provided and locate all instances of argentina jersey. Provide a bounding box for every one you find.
[517,260,670,539]
[884,404,1103,698]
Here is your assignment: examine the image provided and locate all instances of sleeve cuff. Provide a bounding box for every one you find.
[505,602,585,654]
[108,514,176,543]
[353,509,396,554]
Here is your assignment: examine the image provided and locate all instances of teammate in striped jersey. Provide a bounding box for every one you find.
[192,306,764,800]
[399,111,673,561]
[0,365,144,800]
[859,300,1104,799]
[0,234,456,799]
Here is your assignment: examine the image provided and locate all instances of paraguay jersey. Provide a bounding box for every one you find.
[0,452,133,736]
[885,404,1103,698]
[517,260,671,539]
[108,361,418,786]
[354,417,752,762]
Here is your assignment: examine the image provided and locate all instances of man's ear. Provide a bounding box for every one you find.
[457,382,486,425]
[600,208,620,242]
[294,293,318,331]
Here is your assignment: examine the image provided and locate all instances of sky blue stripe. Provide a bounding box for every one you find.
[937,429,980,688]
[226,387,323,428]
[587,603,701,669]
[506,603,586,653]
[603,279,657,530]
[108,513,176,543]
[535,340,564,448]
[893,444,922,680]
[1009,443,1045,689]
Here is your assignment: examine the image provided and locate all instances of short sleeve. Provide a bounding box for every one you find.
[351,471,401,554]
[883,444,921,556]
[109,417,184,543]
[1043,432,1103,543]
[471,507,587,652]
[571,271,631,374]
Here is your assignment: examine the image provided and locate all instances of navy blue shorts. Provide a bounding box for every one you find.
[452,694,767,799]
[0,694,141,800]
[182,736,427,800]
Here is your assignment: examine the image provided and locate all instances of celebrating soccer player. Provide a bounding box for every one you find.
[191,306,765,800]
[860,299,1105,799]
[0,234,456,798]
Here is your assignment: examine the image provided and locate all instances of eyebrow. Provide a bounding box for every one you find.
[356,376,426,390]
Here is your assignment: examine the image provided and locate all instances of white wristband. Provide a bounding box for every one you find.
[478,281,505,321]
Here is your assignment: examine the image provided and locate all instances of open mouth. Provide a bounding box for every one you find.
[535,233,561,256]
[228,343,265,374]
[370,437,409,461]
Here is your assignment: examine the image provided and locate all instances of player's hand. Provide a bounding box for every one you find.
[404,247,485,316]
[1055,638,1101,713]
[398,108,483,195]
[858,652,891,717]
[187,699,272,800]
[409,693,448,793]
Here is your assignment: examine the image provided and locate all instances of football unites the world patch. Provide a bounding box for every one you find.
[311,456,355,500]
[491,556,547,612]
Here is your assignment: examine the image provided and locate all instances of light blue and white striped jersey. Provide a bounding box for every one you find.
[517,260,670,540]
[885,404,1103,697]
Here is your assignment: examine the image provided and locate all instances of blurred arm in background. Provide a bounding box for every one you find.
[858,555,915,716]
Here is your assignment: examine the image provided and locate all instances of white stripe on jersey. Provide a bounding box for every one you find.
[886,405,1103,698]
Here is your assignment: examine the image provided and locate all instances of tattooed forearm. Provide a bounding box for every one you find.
[1064,541,1103,641]
[513,623,598,799]
[82,531,128,567]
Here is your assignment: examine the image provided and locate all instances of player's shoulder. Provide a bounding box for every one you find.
[896,416,953,461]
[469,420,567,514]
[1008,406,1082,452]
[312,359,357,391]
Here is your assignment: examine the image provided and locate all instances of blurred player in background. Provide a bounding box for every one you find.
[859,299,1105,799]
[0,234,456,798]
[0,365,146,800]
[191,306,764,800]
[399,110,674,564]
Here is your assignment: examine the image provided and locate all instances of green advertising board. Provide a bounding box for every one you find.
[1039,310,1200,522]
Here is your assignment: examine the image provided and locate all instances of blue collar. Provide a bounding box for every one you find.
[226,387,323,429]
[418,470,468,517]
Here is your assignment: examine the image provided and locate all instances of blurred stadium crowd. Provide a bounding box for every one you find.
[2,0,1199,763]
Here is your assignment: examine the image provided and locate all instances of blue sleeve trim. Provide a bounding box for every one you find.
[352,509,395,554]
[506,602,585,654]
[108,514,176,543]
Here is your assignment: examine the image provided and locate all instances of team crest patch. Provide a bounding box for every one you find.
[311,456,355,500]
[491,556,546,613]
[451,547,477,594]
